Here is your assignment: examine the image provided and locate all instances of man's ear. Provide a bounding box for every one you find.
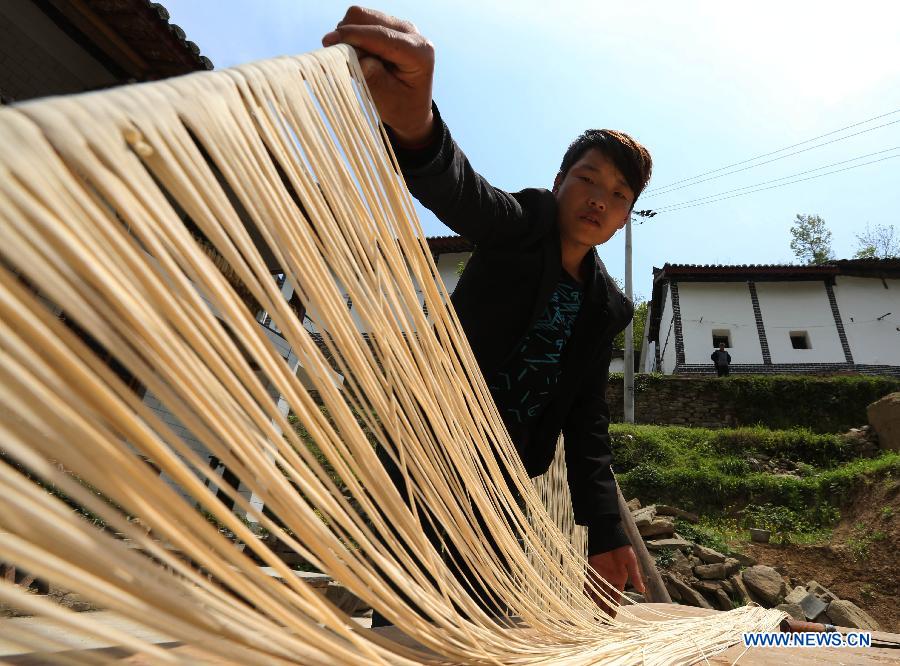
[552,172,563,195]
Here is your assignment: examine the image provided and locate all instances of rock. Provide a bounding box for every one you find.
[730,551,757,567]
[692,581,731,611]
[663,575,683,602]
[632,507,657,528]
[806,580,838,603]
[723,558,741,576]
[671,549,694,578]
[695,563,727,580]
[749,528,771,543]
[639,518,675,538]
[843,426,881,457]
[714,589,734,611]
[655,504,700,523]
[747,457,765,472]
[693,580,722,595]
[626,497,642,512]
[669,576,713,609]
[730,574,751,605]
[868,392,900,451]
[59,592,99,612]
[688,555,702,567]
[812,610,832,624]
[785,586,808,605]
[826,600,880,630]
[742,566,787,607]
[645,537,693,551]
[720,579,735,596]
[799,593,828,621]
[775,603,805,621]
[693,544,726,564]
[623,591,646,604]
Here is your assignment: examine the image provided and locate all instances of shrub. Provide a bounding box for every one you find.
[717,374,900,433]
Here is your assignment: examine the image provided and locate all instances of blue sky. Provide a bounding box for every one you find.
[164,1,900,301]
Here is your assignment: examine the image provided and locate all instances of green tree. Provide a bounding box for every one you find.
[613,300,649,354]
[789,213,833,265]
[853,223,899,259]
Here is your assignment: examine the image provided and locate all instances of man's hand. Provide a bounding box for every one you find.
[322,6,435,147]
[586,545,645,618]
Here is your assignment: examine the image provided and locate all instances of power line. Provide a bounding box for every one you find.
[643,117,900,199]
[648,152,900,215]
[642,106,900,197]
[651,146,900,213]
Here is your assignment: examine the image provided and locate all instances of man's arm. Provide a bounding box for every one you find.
[562,344,644,613]
[323,7,547,247]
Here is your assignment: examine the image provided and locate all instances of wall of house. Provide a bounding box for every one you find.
[331,251,468,335]
[658,284,676,373]
[755,281,844,364]
[434,251,468,295]
[639,301,654,372]
[677,282,763,365]
[834,276,900,366]
[0,0,117,101]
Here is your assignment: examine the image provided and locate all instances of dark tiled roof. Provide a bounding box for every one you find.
[425,235,473,254]
[832,257,900,271]
[653,258,900,281]
[653,263,837,279]
[89,0,213,75]
[46,0,212,84]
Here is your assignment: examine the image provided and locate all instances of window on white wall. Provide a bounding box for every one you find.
[790,331,811,349]
[711,329,731,347]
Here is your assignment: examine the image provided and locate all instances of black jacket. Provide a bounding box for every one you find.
[711,350,732,366]
[388,106,633,550]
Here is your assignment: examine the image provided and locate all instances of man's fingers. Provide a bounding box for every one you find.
[359,55,380,78]
[327,25,432,74]
[337,6,418,34]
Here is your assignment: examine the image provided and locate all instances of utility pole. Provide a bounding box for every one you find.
[624,216,634,423]
[624,209,656,423]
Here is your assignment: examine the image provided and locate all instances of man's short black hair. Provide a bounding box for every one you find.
[558,129,653,205]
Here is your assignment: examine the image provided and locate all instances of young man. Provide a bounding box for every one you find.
[323,6,652,613]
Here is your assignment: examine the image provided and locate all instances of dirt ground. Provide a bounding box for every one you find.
[743,476,900,632]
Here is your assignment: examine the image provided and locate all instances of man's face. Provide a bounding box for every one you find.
[553,149,634,249]
[719,344,725,350]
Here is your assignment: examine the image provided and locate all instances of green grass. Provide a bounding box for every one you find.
[674,517,740,555]
[611,423,900,541]
[847,524,888,562]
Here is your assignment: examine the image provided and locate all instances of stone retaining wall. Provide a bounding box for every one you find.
[605,374,899,430]
[607,376,739,428]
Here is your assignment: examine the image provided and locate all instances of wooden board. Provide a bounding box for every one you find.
[1,604,897,664]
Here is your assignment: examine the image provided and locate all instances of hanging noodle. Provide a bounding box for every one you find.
[0,45,783,664]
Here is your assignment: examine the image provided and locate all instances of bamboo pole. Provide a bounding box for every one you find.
[615,481,672,603]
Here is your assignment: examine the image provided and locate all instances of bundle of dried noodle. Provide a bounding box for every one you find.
[0,45,782,663]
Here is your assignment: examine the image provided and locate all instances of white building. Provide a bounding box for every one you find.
[643,260,900,376]
[424,235,472,297]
